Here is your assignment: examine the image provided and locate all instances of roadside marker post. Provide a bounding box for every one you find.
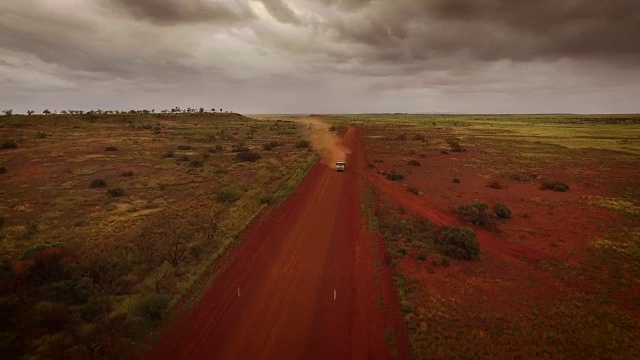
[334,290,336,300]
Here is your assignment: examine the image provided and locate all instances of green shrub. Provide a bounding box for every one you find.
[1,140,18,149]
[104,146,118,151]
[446,138,464,152]
[215,188,243,203]
[542,180,570,192]
[90,179,106,188]
[129,293,172,322]
[295,140,310,149]
[263,141,281,150]
[190,159,204,168]
[386,171,404,181]
[407,159,421,166]
[120,171,134,177]
[177,144,191,150]
[435,226,480,260]
[0,167,6,174]
[107,187,124,197]
[454,201,496,230]
[489,181,503,189]
[235,151,261,162]
[494,203,512,219]
[259,194,276,205]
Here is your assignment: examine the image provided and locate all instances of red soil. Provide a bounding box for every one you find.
[146,127,410,359]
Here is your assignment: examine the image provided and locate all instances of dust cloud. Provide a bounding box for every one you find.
[295,117,350,170]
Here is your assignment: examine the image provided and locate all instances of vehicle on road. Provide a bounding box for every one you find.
[336,161,345,172]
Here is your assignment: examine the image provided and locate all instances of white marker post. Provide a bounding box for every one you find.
[334,290,336,300]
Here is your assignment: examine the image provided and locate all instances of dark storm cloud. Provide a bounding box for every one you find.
[107,0,254,25]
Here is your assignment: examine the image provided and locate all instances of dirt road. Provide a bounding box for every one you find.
[147,127,409,359]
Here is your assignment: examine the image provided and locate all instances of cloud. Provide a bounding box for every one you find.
[106,0,255,25]
[260,0,301,24]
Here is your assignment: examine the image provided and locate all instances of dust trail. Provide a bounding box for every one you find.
[294,117,351,170]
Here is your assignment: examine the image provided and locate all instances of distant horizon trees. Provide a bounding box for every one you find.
[2,109,12,116]
[1,107,232,116]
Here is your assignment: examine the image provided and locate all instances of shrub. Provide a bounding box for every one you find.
[446,138,464,152]
[454,201,496,230]
[90,179,106,188]
[163,150,175,158]
[178,155,191,162]
[263,141,281,151]
[121,171,134,177]
[452,177,460,183]
[542,180,570,192]
[494,203,512,219]
[413,134,426,141]
[129,293,172,322]
[441,150,448,154]
[236,151,261,162]
[0,167,6,174]
[407,159,421,166]
[295,140,310,149]
[386,171,404,181]
[107,187,124,197]
[215,188,243,203]
[416,251,428,261]
[105,146,118,151]
[489,181,503,189]
[190,160,204,168]
[37,132,48,139]
[190,244,202,259]
[177,144,191,150]
[435,226,480,260]
[1,140,18,149]
[441,258,451,267]
[407,187,420,195]
[259,194,276,205]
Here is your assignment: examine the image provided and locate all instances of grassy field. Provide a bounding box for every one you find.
[335,113,640,358]
[0,113,316,358]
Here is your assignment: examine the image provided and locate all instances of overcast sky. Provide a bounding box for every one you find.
[2,0,640,114]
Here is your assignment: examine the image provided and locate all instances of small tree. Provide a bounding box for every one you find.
[43,109,51,115]
[2,110,12,116]
[435,226,480,260]
[27,110,35,115]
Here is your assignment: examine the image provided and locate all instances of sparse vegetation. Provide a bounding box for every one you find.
[407,186,420,195]
[542,180,570,192]
[262,141,281,150]
[386,171,404,181]
[120,171,134,177]
[215,188,243,203]
[1,140,18,149]
[104,146,118,152]
[190,159,204,168]
[177,144,191,150]
[435,226,480,260]
[235,151,261,162]
[0,166,6,174]
[446,138,464,152]
[494,203,512,219]
[90,179,106,188]
[107,187,124,197]
[407,159,421,166]
[454,201,497,231]
[295,140,310,149]
[489,181,503,189]
[129,293,172,322]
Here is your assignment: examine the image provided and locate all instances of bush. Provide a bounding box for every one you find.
[163,150,175,158]
[452,177,460,183]
[446,138,464,152]
[489,181,503,189]
[121,171,134,177]
[190,160,204,168]
[104,146,118,151]
[235,151,261,162]
[407,187,420,195]
[177,144,191,150]
[190,244,202,259]
[407,159,421,166]
[215,188,243,203]
[178,155,191,162]
[454,201,496,230]
[1,140,18,149]
[413,134,426,141]
[542,180,570,192]
[107,187,124,197]
[232,145,250,153]
[37,131,48,139]
[262,141,281,151]
[435,226,480,260]
[416,251,428,261]
[295,140,310,149]
[441,258,451,267]
[386,171,404,181]
[0,167,6,174]
[129,293,172,322]
[259,194,276,205]
[90,179,106,188]
[441,150,449,154]
[494,203,511,219]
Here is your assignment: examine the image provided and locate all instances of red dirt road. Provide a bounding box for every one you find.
[147,127,409,359]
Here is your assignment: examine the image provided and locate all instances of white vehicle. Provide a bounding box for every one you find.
[336,161,345,172]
